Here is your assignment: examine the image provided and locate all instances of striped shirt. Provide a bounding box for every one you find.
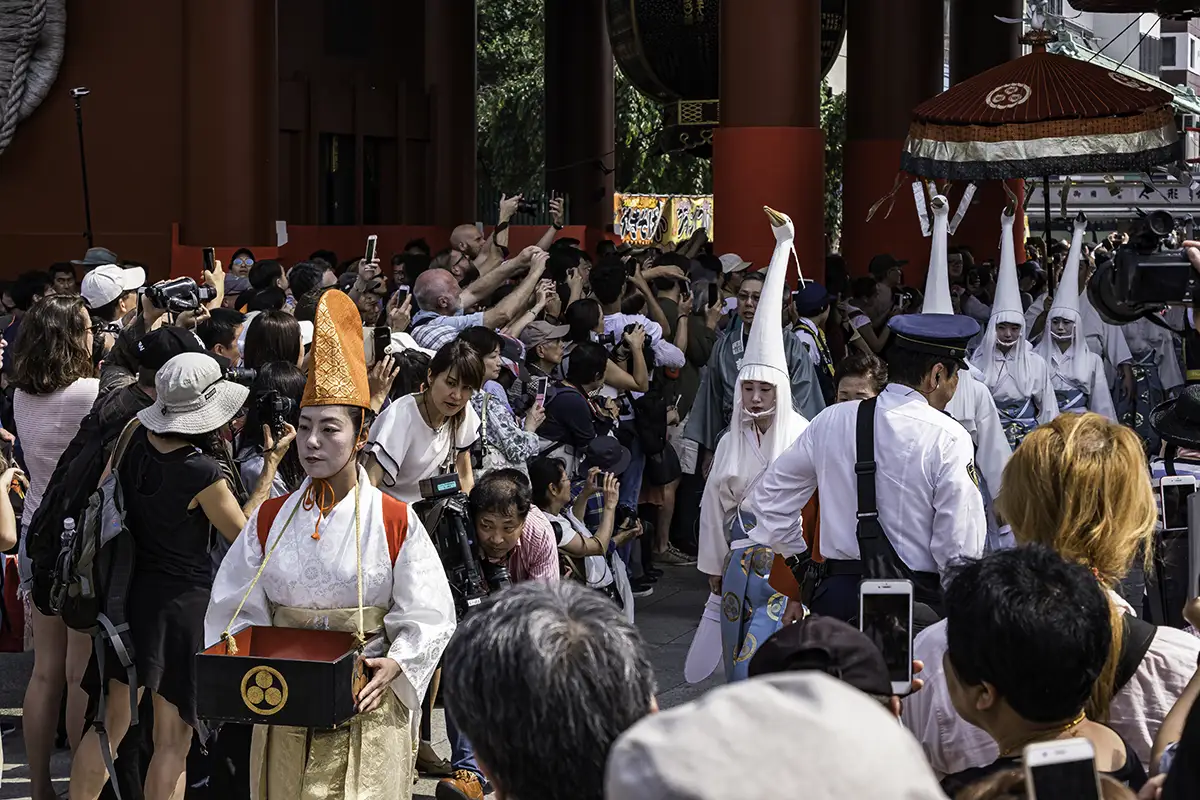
[411,310,484,352]
[506,505,561,583]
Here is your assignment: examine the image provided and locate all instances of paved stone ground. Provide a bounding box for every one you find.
[0,566,716,799]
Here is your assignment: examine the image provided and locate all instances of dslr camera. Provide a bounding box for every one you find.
[1088,210,1198,324]
[256,389,296,436]
[515,197,537,216]
[413,473,509,619]
[224,366,257,386]
[146,277,217,314]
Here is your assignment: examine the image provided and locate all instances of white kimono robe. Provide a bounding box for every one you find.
[204,469,456,711]
[985,346,1059,427]
[946,369,1012,499]
[1049,348,1117,422]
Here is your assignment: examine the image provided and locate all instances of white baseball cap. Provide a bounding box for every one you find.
[80,264,146,308]
[719,253,751,274]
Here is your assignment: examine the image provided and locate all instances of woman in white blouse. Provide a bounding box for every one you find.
[903,413,1200,776]
[365,339,482,503]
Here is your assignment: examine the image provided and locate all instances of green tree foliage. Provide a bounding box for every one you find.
[822,82,848,247]
[477,0,710,205]
[476,0,841,232]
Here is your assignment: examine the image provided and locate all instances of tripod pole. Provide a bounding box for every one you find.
[72,93,94,249]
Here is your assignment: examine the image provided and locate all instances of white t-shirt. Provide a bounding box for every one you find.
[366,393,480,504]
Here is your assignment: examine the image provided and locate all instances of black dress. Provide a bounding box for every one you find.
[85,427,225,737]
[940,731,1148,797]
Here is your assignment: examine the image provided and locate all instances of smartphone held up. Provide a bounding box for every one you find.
[859,579,914,696]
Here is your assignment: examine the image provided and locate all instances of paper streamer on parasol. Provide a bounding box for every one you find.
[901,43,1181,181]
[1067,1,1196,14]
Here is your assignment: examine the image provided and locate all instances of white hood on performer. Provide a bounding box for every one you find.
[1036,214,1091,384]
[976,209,1035,395]
[714,207,809,515]
[922,196,953,315]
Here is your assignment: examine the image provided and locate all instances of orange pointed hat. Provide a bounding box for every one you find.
[301,290,371,409]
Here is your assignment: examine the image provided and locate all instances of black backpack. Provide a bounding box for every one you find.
[627,391,669,457]
[27,391,141,616]
[54,419,142,799]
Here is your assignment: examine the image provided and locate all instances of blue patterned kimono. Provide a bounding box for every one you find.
[720,507,787,682]
[995,397,1038,451]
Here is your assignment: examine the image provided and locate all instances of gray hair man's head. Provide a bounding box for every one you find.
[442,581,657,800]
[412,268,461,315]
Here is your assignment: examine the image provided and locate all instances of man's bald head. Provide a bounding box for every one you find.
[451,224,487,259]
[414,268,463,316]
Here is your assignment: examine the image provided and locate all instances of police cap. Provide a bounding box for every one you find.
[887,313,980,367]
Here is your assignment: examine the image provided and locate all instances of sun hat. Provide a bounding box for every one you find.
[605,672,946,800]
[137,352,248,435]
[72,246,121,267]
[719,253,751,274]
[80,264,146,308]
[1151,386,1200,450]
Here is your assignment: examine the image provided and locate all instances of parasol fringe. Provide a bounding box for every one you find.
[866,173,905,224]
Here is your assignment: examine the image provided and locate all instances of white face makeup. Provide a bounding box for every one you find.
[297,405,360,479]
[995,322,1022,349]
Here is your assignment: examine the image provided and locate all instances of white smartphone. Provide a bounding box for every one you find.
[534,376,549,408]
[858,579,914,696]
[1022,739,1101,799]
[364,234,378,264]
[1161,474,1196,532]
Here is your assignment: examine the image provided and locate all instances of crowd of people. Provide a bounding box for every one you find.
[0,184,1199,800]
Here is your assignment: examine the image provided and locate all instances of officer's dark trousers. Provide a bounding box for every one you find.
[808,574,860,624]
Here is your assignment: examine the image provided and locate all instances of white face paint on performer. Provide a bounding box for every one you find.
[995,322,1022,351]
[1050,317,1076,351]
[740,380,777,432]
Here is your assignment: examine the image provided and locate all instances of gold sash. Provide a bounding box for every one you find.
[249,605,412,800]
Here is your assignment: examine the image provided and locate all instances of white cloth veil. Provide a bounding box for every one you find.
[976,209,1036,395]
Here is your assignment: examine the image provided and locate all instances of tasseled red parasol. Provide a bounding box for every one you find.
[901,30,1181,180]
[1067,1,1196,15]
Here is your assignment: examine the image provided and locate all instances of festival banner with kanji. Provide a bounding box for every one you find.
[613,194,714,246]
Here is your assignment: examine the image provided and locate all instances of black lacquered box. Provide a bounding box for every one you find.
[196,626,377,729]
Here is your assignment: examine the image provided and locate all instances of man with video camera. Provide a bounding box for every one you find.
[434,468,559,800]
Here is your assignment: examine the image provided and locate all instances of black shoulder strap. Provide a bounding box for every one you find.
[855,397,879,520]
[1115,614,1156,697]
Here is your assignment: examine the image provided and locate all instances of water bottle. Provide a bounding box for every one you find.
[61,517,75,545]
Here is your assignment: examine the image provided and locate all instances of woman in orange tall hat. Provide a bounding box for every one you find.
[204,290,456,799]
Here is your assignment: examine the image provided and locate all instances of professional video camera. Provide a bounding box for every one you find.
[413,472,508,619]
[1088,210,1199,325]
[145,277,218,314]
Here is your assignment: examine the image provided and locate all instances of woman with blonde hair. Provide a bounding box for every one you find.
[904,412,1200,777]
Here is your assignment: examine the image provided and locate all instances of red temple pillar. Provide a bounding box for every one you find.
[949,0,1026,264]
[713,0,823,282]
[545,0,615,247]
[181,0,277,247]
[840,0,944,280]
[426,0,478,227]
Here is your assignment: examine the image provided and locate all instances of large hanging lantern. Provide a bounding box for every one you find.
[607,0,847,157]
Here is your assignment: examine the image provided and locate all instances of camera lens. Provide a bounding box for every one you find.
[1146,210,1176,239]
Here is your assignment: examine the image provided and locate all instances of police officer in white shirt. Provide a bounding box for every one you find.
[745,313,988,629]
